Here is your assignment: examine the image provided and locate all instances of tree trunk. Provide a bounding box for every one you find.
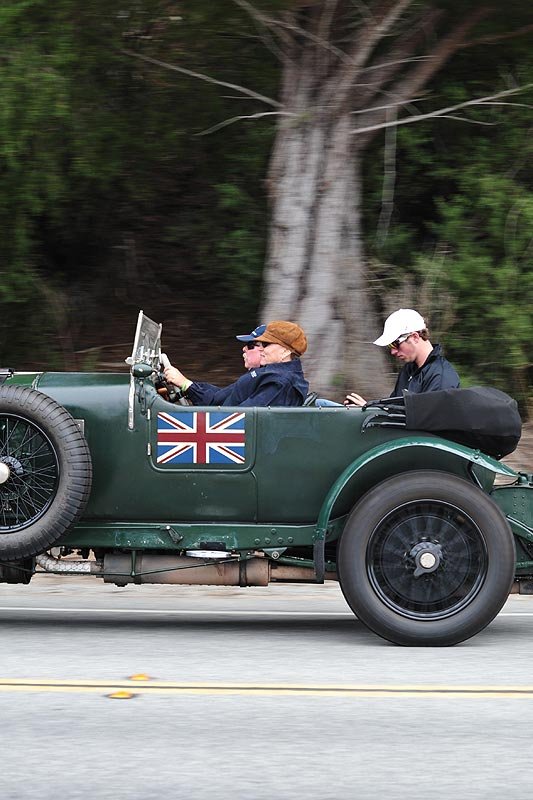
[262,112,390,399]
[256,1,491,399]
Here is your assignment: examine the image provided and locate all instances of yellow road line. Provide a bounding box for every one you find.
[1,679,533,698]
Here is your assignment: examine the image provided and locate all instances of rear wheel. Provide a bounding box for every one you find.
[0,385,92,560]
[337,471,515,646]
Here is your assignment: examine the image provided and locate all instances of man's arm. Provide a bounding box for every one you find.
[239,377,298,407]
[186,381,229,406]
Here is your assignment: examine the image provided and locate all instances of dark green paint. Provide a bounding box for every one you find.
[58,520,335,551]
[6,370,532,578]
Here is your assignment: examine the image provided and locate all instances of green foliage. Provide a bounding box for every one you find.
[0,0,277,365]
[363,11,533,406]
[0,0,531,406]
[435,171,533,403]
[0,0,170,364]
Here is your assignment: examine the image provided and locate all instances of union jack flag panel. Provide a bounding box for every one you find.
[156,410,246,466]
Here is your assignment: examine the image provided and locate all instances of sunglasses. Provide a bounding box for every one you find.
[245,341,271,350]
[388,334,412,351]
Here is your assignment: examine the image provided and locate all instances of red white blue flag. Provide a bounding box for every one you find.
[157,410,246,465]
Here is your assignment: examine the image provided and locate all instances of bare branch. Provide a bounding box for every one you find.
[362,55,430,73]
[458,22,533,50]
[121,48,281,108]
[350,97,424,114]
[234,0,351,66]
[387,6,492,98]
[326,0,417,113]
[354,6,493,144]
[231,0,291,63]
[353,6,444,106]
[351,84,533,135]
[268,16,350,63]
[436,116,496,125]
[317,0,340,49]
[482,102,533,110]
[195,111,296,137]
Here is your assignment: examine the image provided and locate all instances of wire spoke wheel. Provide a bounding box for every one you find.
[338,471,515,646]
[0,414,60,531]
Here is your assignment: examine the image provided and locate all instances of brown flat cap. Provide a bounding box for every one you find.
[256,321,307,355]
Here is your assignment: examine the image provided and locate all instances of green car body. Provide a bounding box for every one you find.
[4,369,519,550]
[1,317,532,646]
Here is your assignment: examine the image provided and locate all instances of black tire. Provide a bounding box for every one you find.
[337,471,515,646]
[0,385,92,560]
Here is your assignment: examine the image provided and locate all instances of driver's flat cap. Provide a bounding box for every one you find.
[256,321,307,355]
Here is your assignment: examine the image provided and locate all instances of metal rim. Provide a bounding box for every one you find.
[0,413,59,532]
[366,499,488,620]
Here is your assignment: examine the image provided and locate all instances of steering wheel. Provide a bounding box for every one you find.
[154,353,181,403]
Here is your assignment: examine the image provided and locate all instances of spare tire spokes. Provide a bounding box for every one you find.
[0,414,59,531]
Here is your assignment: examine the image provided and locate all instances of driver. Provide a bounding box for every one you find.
[163,321,309,407]
[239,324,266,372]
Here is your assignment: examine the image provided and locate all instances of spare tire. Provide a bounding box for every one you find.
[0,385,92,560]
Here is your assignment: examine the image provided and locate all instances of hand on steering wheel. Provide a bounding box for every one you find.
[155,353,180,402]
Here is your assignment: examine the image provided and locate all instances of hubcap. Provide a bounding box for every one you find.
[420,552,436,569]
[367,500,488,620]
[410,541,443,577]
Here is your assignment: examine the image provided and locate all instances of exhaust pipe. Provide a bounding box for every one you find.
[36,552,337,585]
[103,553,270,586]
[36,553,103,575]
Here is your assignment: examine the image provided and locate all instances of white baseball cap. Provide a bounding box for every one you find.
[374,308,426,347]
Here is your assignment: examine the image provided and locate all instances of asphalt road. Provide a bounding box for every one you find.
[1,577,533,800]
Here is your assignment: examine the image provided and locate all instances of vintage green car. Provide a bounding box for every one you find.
[0,312,531,647]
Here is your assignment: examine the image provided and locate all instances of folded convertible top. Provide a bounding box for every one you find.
[403,386,522,459]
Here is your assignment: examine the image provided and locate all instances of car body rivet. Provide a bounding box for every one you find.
[265,538,271,544]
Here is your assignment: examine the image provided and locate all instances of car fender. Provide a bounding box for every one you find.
[312,436,517,580]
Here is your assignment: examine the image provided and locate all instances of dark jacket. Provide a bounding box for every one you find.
[186,360,309,407]
[392,343,460,397]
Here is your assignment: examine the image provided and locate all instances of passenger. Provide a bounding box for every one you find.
[345,308,460,407]
[163,321,309,407]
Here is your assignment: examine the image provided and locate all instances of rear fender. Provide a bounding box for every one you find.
[312,437,517,579]
[491,478,533,571]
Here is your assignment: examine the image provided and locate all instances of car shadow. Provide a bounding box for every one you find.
[0,611,389,645]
